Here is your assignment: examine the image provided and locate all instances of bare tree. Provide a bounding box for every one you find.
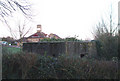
[0,0,32,21]
[1,17,32,41]
[18,21,31,39]
[0,0,32,40]
[14,19,32,40]
[17,19,32,46]
[93,5,118,40]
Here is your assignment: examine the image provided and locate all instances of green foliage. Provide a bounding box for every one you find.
[2,52,37,79]
[2,52,119,79]
[65,37,79,41]
[95,35,118,60]
[93,17,118,60]
[93,7,119,60]
[39,37,82,42]
[40,38,62,42]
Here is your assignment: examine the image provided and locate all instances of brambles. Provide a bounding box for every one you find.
[2,52,119,79]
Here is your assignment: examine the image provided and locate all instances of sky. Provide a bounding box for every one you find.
[0,0,119,40]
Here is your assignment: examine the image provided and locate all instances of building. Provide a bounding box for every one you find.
[48,33,61,39]
[1,37,15,43]
[27,25,47,42]
[18,24,61,43]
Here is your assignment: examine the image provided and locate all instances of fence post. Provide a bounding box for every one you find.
[0,38,2,80]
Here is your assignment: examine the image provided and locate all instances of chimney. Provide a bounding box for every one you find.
[37,24,42,32]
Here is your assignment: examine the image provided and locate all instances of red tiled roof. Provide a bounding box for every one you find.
[48,33,61,39]
[27,32,47,38]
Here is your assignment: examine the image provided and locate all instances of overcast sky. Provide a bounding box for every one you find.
[0,0,119,40]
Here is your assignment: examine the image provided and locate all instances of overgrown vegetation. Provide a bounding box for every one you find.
[94,35,118,60]
[93,6,119,60]
[39,37,82,42]
[2,52,119,79]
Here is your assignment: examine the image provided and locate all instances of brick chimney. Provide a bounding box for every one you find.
[37,25,42,32]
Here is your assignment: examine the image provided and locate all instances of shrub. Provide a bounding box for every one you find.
[95,35,118,60]
[2,52,119,79]
[2,52,37,79]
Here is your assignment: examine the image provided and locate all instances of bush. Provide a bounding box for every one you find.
[95,35,118,60]
[2,52,37,79]
[2,52,119,79]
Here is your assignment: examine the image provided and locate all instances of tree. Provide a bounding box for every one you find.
[0,0,31,21]
[16,19,33,46]
[0,0,32,40]
[17,20,31,40]
[11,18,32,41]
[93,5,118,60]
